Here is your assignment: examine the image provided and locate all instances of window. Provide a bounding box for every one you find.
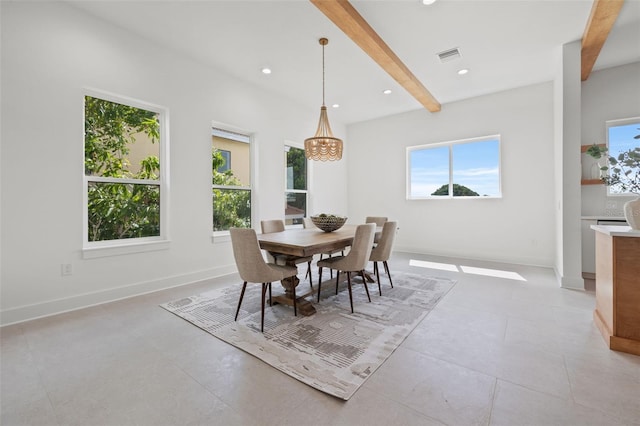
[216,150,231,173]
[212,127,252,232]
[606,117,640,196]
[407,136,501,199]
[84,91,168,247]
[284,145,308,226]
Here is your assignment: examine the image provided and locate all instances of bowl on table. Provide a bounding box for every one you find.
[310,215,347,232]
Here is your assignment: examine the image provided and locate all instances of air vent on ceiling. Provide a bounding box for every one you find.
[437,47,461,63]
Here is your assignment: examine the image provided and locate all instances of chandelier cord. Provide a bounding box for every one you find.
[322,43,326,106]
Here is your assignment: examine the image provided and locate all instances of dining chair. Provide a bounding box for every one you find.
[261,219,313,288]
[303,217,344,280]
[316,223,375,313]
[365,216,388,226]
[230,228,298,332]
[365,216,387,243]
[369,221,398,296]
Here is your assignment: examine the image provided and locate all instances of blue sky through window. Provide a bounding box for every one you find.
[608,122,639,157]
[409,137,500,198]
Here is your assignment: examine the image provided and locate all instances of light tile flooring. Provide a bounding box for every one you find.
[2,252,640,426]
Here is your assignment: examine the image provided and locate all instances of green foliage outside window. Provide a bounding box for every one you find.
[212,149,251,231]
[431,183,480,196]
[85,96,161,242]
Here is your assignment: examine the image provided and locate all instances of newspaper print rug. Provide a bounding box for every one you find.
[160,272,455,400]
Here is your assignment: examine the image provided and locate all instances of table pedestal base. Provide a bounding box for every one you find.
[273,275,317,316]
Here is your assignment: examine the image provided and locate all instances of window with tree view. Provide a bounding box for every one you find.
[212,128,252,232]
[285,145,307,226]
[606,118,640,196]
[408,136,501,199]
[84,93,167,243]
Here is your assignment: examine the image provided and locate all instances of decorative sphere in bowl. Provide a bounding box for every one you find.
[310,214,347,232]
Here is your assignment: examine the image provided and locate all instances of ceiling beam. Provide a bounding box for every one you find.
[581,0,625,81]
[311,0,441,112]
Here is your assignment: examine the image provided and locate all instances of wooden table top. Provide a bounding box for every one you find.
[257,225,359,258]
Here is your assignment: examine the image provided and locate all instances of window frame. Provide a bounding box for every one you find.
[406,134,502,200]
[605,116,640,197]
[82,88,170,259]
[211,124,255,238]
[284,143,308,228]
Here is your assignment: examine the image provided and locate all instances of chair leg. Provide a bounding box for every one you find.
[261,283,268,333]
[235,281,248,321]
[374,261,382,296]
[317,267,323,303]
[329,254,334,279]
[292,277,297,317]
[360,270,372,302]
[268,282,273,306]
[335,270,340,295]
[307,261,313,289]
[383,261,393,288]
[346,272,354,313]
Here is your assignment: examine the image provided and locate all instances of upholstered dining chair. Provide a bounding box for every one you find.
[316,223,376,313]
[365,216,387,243]
[303,217,344,280]
[369,221,398,296]
[261,219,313,288]
[365,216,388,226]
[230,228,298,332]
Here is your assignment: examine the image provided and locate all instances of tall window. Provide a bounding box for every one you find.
[284,145,308,226]
[84,92,168,245]
[407,136,501,199]
[212,127,252,232]
[606,117,640,196]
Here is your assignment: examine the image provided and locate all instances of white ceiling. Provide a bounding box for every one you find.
[68,0,640,125]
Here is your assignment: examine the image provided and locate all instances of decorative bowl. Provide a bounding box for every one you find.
[310,214,347,232]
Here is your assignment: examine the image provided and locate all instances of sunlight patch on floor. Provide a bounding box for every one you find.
[409,259,459,272]
[410,259,527,281]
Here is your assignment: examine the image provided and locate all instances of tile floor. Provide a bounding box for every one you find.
[2,251,639,426]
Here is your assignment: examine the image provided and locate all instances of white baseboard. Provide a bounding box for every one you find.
[0,265,238,327]
[553,266,586,290]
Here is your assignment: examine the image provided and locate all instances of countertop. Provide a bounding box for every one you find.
[581,216,626,221]
[591,225,640,237]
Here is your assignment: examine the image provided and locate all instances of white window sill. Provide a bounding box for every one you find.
[82,239,170,259]
[212,232,231,244]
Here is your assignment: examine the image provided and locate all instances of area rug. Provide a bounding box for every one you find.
[160,272,455,400]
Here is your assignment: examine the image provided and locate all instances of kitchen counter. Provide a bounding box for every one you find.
[590,225,640,237]
[591,225,640,356]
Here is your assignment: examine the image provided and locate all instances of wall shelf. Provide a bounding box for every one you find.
[581,144,607,185]
[582,178,604,185]
[581,143,606,153]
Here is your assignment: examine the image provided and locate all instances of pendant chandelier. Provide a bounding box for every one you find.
[305,38,343,161]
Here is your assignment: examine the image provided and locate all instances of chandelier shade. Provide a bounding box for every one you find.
[304,38,343,161]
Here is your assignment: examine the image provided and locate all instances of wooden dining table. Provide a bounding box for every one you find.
[257,224,374,316]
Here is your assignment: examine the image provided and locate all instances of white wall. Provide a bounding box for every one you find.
[553,41,584,290]
[581,62,640,217]
[346,82,556,267]
[0,2,348,325]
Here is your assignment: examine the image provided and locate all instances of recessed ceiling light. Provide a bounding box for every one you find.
[457,69,469,75]
[332,104,340,108]
[261,67,272,74]
[422,0,437,5]
[383,89,392,95]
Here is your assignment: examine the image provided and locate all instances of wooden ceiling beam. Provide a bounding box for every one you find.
[581,0,625,81]
[311,0,441,112]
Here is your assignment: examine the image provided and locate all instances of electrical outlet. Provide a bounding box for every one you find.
[61,263,73,276]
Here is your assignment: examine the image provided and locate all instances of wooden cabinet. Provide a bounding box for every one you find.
[592,226,640,356]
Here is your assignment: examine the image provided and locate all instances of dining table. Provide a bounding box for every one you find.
[257,224,378,316]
